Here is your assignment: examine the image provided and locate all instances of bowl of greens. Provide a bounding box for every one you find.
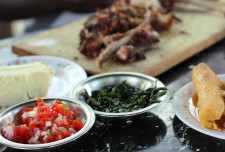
[70,72,171,119]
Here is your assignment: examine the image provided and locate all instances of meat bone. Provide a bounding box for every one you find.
[95,8,154,67]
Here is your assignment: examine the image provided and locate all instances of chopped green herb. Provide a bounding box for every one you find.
[62,105,69,110]
[47,129,51,134]
[77,118,82,122]
[81,80,172,113]
[58,127,65,130]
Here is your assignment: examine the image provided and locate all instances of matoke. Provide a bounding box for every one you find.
[192,63,224,130]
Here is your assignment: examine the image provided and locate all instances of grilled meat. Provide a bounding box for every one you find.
[115,45,145,62]
[159,0,178,8]
[79,0,175,67]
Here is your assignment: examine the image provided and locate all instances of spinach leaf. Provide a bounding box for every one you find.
[81,80,172,113]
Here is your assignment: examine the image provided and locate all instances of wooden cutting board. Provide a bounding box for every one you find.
[12,2,225,76]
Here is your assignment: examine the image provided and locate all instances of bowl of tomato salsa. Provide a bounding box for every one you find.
[0,97,95,150]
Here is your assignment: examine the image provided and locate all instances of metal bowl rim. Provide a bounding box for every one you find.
[0,97,95,150]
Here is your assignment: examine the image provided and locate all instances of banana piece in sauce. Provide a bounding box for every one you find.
[192,63,224,130]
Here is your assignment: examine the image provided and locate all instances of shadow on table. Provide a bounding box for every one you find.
[51,112,167,152]
[173,116,225,152]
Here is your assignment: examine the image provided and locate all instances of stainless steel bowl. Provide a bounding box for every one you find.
[70,72,168,119]
[0,97,95,150]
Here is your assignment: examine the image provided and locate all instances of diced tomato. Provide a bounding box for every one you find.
[22,118,30,126]
[42,111,52,121]
[72,114,78,119]
[39,120,45,128]
[13,135,21,143]
[63,131,71,138]
[51,110,58,118]
[73,120,84,131]
[36,120,45,130]
[38,112,45,118]
[64,111,73,119]
[66,119,73,125]
[29,121,36,130]
[21,107,33,113]
[51,129,57,135]
[37,97,43,103]
[39,102,46,107]
[56,104,63,112]
[14,125,32,143]
[57,134,64,141]
[57,119,69,127]
[41,106,50,111]
[55,100,63,105]
[46,135,55,143]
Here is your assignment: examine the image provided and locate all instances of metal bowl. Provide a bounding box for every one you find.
[0,97,95,150]
[70,72,168,119]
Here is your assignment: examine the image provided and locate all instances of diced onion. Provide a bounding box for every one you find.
[3,125,14,140]
[33,141,41,144]
[41,131,47,136]
[54,116,62,124]
[33,107,39,111]
[58,113,62,119]
[27,111,38,117]
[22,112,27,119]
[45,103,52,107]
[34,130,41,140]
[46,121,52,127]
[52,100,56,105]
[28,138,33,144]
[33,117,40,122]
[33,127,39,133]
[52,124,58,132]
[22,111,37,119]
[82,119,86,124]
[69,128,76,134]
[28,130,40,144]
[43,134,48,140]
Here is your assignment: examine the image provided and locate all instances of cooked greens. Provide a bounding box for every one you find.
[81,81,171,113]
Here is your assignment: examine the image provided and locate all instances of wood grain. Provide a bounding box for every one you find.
[12,5,225,76]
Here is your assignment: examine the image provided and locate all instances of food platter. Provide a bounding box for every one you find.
[0,55,87,98]
[173,74,225,139]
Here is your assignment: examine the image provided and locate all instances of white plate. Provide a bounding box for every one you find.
[173,74,225,139]
[0,55,87,98]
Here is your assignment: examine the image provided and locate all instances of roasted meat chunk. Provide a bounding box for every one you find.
[115,45,145,62]
[78,0,175,67]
